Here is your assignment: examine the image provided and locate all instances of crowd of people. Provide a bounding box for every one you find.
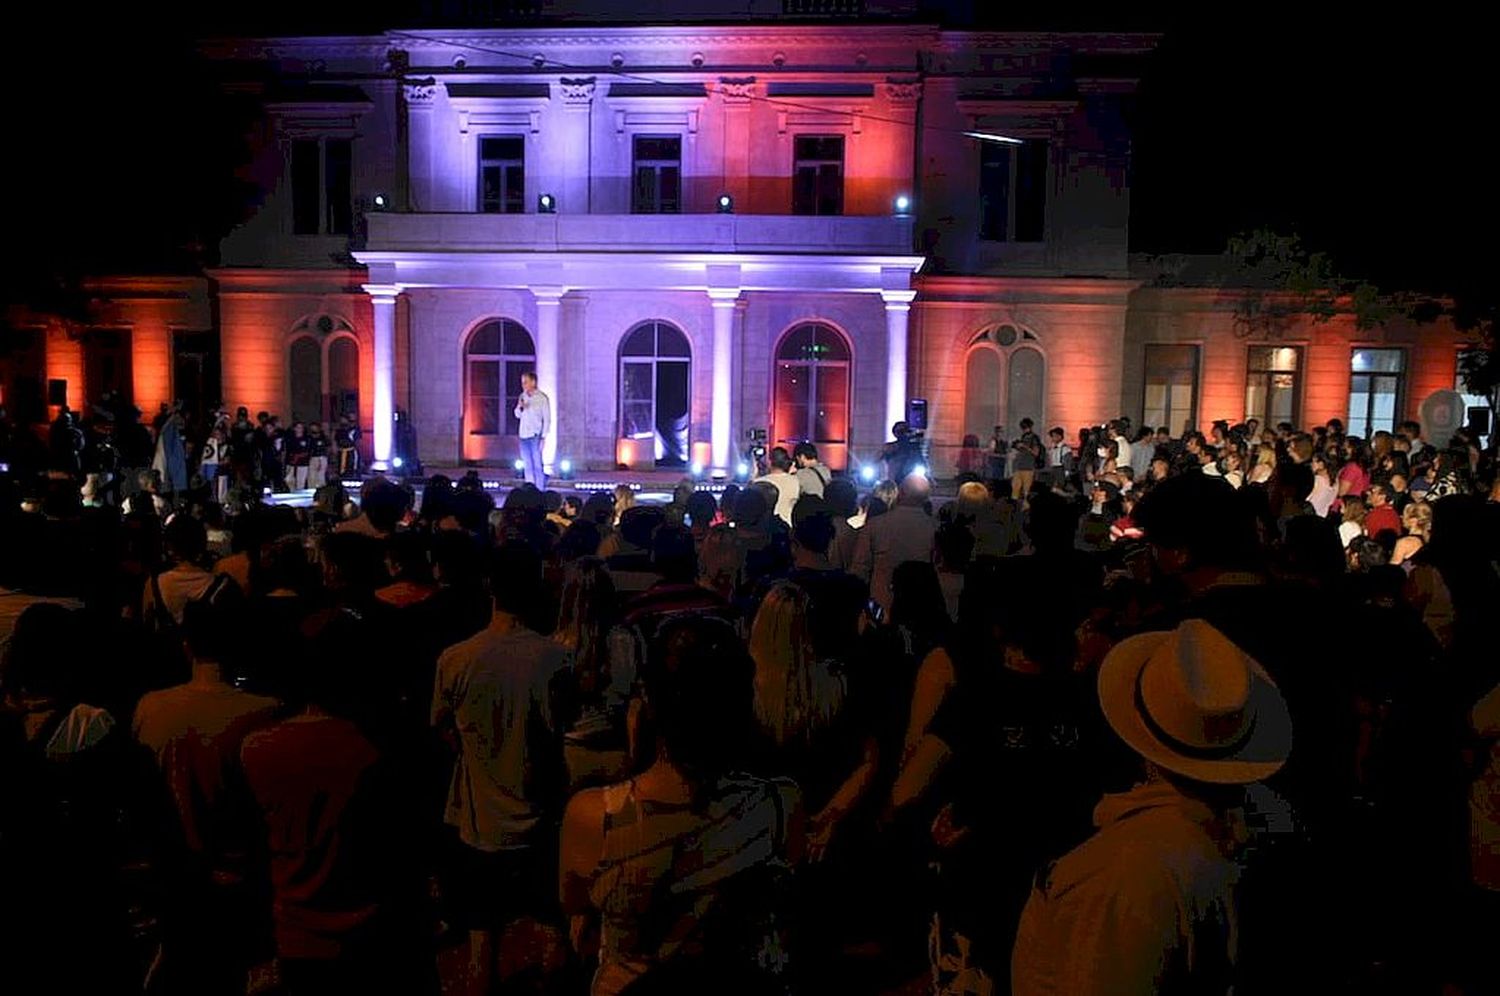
[1,403,1498,996]
[0,399,364,512]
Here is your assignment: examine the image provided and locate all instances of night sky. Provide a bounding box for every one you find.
[7,7,1493,309]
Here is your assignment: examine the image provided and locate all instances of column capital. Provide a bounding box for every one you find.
[707,288,741,307]
[532,286,567,306]
[362,283,401,304]
[881,289,917,309]
[403,79,439,108]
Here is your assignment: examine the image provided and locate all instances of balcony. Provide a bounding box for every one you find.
[363,212,915,257]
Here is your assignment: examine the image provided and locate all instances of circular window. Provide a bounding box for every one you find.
[995,324,1018,347]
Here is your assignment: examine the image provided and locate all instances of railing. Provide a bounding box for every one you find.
[364,212,915,255]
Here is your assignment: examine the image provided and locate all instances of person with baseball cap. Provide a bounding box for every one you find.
[1012,618,1292,995]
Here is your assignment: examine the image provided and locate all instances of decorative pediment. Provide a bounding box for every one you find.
[444,81,552,136]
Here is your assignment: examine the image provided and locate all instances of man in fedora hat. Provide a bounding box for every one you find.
[1011,618,1292,996]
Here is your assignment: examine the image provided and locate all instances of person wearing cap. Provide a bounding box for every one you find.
[1012,619,1293,996]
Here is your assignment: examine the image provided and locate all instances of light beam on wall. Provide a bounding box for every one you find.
[963,131,1024,145]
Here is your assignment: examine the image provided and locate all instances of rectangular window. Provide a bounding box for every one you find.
[467,360,501,435]
[632,135,682,214]
[291,137,352,236]
[1457,349,1492,444]
[324,138,352,235]
[979,139,1048,242]
[1245,345,1302,426]
[1143,344,1200,435]
[1348,348,1404,439]
[479,136,526,214]
[291,140,321,235]
[792,135,845,216]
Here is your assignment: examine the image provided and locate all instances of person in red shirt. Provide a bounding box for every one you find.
[239,613,428,994]
[1364,482,1402,541]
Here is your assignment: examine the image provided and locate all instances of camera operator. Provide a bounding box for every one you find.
[882,421,924,483]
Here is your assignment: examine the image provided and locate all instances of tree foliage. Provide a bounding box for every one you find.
[1220,229,1400,337]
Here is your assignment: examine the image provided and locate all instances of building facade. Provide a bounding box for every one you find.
[4,17,1485,473]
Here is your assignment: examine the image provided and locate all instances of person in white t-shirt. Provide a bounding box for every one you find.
[1109,421,1134,471]
[142,516,217,628]
[1338,496,1367,548]
[753,446,802,526]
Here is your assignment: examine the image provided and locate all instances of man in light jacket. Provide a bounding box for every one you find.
[514,370,551,489]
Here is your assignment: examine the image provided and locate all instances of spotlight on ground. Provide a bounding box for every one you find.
[373,193,388,209]
[859,465,876,484]
[513,458,525,479]
[913,464,928,478]
[558,458,574,480]
[538,193,556,213]
[893,193,911,215]
[690,461,704,478]
[736,461,750,481]
[717,193,734,213]
[391,456,404,469]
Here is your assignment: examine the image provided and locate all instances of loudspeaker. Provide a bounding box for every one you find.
[1468,406,1491,436]
[907,398,928,431]
[47,379,68,406]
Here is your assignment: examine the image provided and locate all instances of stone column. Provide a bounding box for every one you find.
[533,288,565,473]
[364,284,399,469]
[402,81,437,211]
[708,290,740,474]
[882,290,917,436]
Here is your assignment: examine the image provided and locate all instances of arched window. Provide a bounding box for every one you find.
[288,337,322,423]
[288,315,357,425]
[465,319,535,436]
[328,336,360,422]
[1006,346,1045,431]
[773,322,851,470]
[963,347,1002,440]
[962,325,1046,436]
[619,321,691,467]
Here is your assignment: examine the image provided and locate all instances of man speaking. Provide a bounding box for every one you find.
[514,370,550,488]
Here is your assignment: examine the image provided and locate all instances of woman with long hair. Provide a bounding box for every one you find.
[1391,500,1433,567]
[560,614,803,995]
[1309,451,1339,518]
[750,583,846,755]
[611,484,635,527]
[553,558,624,788]
[1337,435,1372,504]
[1248,443,1277,486]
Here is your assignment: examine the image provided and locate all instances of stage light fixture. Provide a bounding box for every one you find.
[373,193,388,209]
[391,456,404,469]
[914,464,928,478]
[538,193,556,213]
[558,458,574,481]
[690,461,704,478]
[717,193,734,213]
[859,465,876,483]
[893,194,911,215]
[736,461,750,481]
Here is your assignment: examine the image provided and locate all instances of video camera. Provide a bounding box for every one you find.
[744,428,769,474]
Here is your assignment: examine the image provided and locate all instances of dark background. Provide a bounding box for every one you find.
[6,6,1493,308]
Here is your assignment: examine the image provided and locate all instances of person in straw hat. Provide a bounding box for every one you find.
[1011,618,1292,996]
